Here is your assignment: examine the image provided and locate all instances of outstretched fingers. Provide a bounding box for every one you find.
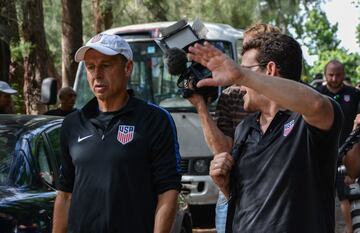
[188,42,221,67]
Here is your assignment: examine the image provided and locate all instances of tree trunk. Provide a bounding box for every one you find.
[61,0,83,87]
[92,0,103,33]
[0,0,19,82]
[91,0,113,33]
[143,0,168,21]
[102,1,113,30]
[21,0,48,114]
[0,39,10,82]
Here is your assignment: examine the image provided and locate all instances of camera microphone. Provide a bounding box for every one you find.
[163,48,188,76]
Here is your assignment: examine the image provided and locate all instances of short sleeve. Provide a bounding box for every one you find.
[56,117,75,192]
[306,98,344,162]
[149,107,182,194]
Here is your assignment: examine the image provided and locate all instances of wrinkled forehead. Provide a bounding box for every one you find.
[84,49,127,64]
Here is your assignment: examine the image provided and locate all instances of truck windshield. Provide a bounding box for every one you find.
[74,40,233,110]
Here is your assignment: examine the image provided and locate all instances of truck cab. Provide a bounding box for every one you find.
[74,22,243,209]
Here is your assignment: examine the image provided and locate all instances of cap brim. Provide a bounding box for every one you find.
[0,89,17,94]
[74,44,120,62]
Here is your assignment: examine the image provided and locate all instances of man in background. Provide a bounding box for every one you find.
[44,87,77,116]
[317,59,360,233]
[0,81,17,114]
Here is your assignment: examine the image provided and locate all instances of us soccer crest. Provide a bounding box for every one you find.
[283,120,295,137]
[117,125,135,145]
[344,95,350,102]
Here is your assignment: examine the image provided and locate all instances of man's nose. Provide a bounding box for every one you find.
[330,75,337,81]
[93,67,104,79]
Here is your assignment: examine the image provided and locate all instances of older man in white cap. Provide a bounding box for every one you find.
[0,81,17,114]
[53,33,181,233]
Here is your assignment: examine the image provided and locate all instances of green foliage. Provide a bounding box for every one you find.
[297,7,360,84]
[303,9,340,55]
[43,0,61,70]
[37,0,353,83]
[10,40,35,61]
[11,81,25,113]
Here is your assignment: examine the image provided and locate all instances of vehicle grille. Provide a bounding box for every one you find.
[180,159,189,174]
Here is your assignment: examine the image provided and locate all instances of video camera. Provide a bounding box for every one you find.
[156,18,219,103]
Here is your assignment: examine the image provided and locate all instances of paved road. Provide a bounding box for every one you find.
[335,197,346,233]
[193,198,347,233]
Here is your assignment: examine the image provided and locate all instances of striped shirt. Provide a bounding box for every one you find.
[214,86,248,138]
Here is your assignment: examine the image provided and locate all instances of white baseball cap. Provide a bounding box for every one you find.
[0,81,17,95]
[75,33,133,62]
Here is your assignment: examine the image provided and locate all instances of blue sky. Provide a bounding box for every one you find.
[322,0,359,53]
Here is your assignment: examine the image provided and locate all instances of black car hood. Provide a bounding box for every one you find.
[0,186,56,203]
[0,187,15,199]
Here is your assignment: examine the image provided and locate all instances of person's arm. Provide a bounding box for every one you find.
[343,142,360,179]
[52,191,72,233]
[187,95,232,154]
[153,189,179,233]
[188,42,334,130]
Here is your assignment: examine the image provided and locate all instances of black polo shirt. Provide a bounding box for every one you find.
[228,99,343,233]
[57,96,182,233]
[317,84,360,145]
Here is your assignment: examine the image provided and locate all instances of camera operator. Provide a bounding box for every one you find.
[188,32,343,233]
[186,23,280,233]
[343,115,360,180]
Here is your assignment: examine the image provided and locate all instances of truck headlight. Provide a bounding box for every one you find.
[193,159,208,173]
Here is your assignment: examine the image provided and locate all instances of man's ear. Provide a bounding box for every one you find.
[266,61,278,76]
[125,60,133,78]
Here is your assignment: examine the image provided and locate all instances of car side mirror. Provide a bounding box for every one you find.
[41,77,57,105]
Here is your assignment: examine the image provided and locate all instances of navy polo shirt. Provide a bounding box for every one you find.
[57,96,181,233]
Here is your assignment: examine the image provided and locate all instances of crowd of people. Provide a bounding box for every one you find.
[1,23,360,233]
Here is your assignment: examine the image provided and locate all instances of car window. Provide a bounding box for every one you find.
[46,126,61,165]
[8,150,32,187]
[36,136,54,186]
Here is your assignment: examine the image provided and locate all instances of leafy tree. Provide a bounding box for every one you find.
[20,0,49,114]
[62,0,83,87]
[91,0,113,33]
[300,8,360,83]
[0,0,19,82]
[302,9,340,55]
